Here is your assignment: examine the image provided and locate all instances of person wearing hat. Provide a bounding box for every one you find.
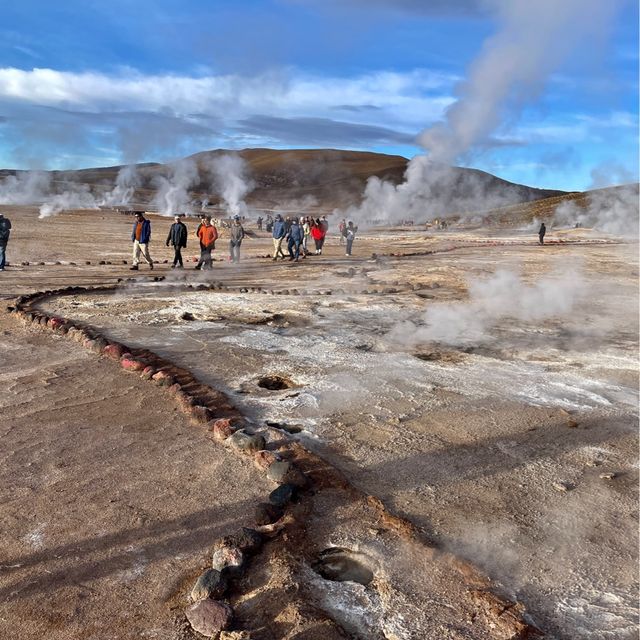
[166,214,188,268]
[229,215,245,263]
[130,211,153,270]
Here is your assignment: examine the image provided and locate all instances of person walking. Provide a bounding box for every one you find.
[287,217,304,262]
[196,216,218,270]
[196,213,207,249]
[538,222,546,245]
[302,216,311,256]
[345,221,358,256]
[130,211,153,270]
[272,214,286,261]
[229,215,245,263]
[311,217,326,254]
[0,213,11,271]
[166,214,188,268]
[338,218,347,245]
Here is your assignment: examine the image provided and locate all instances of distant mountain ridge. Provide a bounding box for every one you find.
[0,148,566,213]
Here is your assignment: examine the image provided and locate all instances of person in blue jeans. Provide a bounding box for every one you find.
[286,217,304,262]
[0,214,11,271]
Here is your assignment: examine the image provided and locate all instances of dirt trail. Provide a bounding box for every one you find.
[0,313,270,640]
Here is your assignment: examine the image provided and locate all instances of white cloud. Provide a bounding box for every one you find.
[0,66,456,125]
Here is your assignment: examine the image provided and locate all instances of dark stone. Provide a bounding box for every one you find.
[269,483,296,507]
[190,568,228,601]
[255,502,284,526]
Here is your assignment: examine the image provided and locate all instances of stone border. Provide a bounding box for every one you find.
[7,283,545,639]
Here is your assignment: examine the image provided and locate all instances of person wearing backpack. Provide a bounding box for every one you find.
[0,214,12,271]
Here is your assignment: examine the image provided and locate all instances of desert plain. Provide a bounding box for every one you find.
[0,202,637,640]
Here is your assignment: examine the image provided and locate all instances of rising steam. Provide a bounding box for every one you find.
[100,165,140,207]
[151,159,199,216]
[390,266,585,347]
[206,154,254,216]
[554,185,639,236]
[343,0,625,226]
[0,171,51,204]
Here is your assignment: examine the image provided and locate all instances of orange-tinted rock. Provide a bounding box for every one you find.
[253,450,280,470]
[120,357,145,372]
[102,343,125,360]
[211,418,236,441]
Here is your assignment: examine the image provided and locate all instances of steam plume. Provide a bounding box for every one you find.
[390,267,585,347]
[554,185,639,236]
[206,154,254,216]
[0,171,51,204]
[38,185,98,218]
[343,0,624,225]
[151,159,199,216]
[100,165,140,207]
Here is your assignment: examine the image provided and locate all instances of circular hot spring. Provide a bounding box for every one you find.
[313,547,376,586]
[257,374,294,391]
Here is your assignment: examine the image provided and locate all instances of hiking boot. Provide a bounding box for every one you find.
[149,262,154,270]
[130,265,139,270]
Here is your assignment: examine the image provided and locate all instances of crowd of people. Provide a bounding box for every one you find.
[128,211,358,271]
[269,214,357,261]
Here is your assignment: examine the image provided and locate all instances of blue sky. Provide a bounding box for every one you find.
[0,0,637,190]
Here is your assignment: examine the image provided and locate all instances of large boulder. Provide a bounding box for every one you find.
[185,599,233,637]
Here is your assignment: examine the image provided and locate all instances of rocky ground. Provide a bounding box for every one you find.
[0,205,638,639]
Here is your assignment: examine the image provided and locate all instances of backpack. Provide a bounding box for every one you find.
[0,218,10,243]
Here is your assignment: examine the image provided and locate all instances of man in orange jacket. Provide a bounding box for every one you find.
[196,216,218,270]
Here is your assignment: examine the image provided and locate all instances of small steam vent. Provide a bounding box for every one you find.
[257,374,294,391]
[313,547,376,586]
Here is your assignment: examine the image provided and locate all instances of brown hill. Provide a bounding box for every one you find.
[1,149,565,213]
[480,183,639,228]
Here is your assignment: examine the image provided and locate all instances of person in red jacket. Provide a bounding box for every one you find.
[196,216,218,270]
[311,217,326,255]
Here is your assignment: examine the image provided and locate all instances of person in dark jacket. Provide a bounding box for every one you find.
[272,214,286,261]
[0,213,11,271]
[538,222,546,245]
[286,217,304,262]
[345,221,358,256]
[229,215,245,263]
[130,211,153,270]
[166,214,188,268]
